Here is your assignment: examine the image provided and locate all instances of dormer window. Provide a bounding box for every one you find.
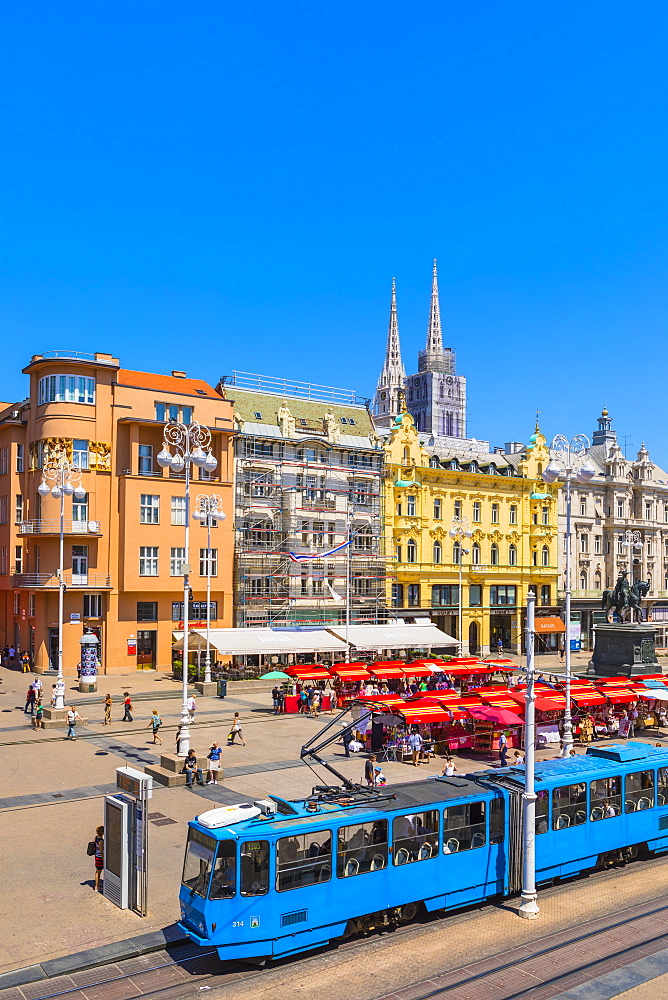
[255,412,262,419]
[340,417,348,424]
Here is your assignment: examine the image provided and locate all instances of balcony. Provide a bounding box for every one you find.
[12,572,112,589]
[19,519,103,536]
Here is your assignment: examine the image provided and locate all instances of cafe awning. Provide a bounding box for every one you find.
[466,705,524,726]
[397,704,452,725]
[286,666,331,679]
[327,622,458,651]
[329,665,371,680]
[172,627,347,655]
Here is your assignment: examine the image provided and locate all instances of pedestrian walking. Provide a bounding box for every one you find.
[50,684,57,708]
[497,637,504,655]
[187,695,197,723]
[298,690,308,714]
[8,646,16,666]
[310,690,320,718]
[276,688,285,714]
[342,729,353,757]
[182,749,205,787]
[24,685,36,715]
[92,825,104,891]
[103,693,112,726]
[629,703,638,738]
[441,756,457,776]
[32,702,44,730]
[175,725,184,756]
[206,742,222,783]
[498,730,508,767]
[147,709,163,744]
[271,686,280,714]
[31,676,42,696]
[21,651,31,672]
[122,692,133,722]
[408,729,423,766]
[227,712,246,745]
[364,754,376,786]
[66,706,83,740]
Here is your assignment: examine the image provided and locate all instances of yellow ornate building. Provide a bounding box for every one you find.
[383,409,560,654]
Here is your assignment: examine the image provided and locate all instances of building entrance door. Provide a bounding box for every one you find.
[468,621,478,656]
[136,630,156,669]
[48,627,58,670]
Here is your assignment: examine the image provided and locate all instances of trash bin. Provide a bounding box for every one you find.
[217,679,227,699]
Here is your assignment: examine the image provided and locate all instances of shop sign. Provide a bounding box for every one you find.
[70,613,81,622]
[127,638,137,655]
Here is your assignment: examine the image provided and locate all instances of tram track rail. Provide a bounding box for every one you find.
[5,855,668,1000]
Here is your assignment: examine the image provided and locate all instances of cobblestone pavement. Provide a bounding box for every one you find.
[2,661,668,995]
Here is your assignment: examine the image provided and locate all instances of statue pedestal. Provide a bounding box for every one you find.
[589,624,662,677]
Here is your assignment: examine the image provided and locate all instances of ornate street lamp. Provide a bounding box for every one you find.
[37,461,86,709]
[542,433,597,757]
[449,516,472,655]
[157,420,217,756]
[622,529,643,584]
[192,494,225,684]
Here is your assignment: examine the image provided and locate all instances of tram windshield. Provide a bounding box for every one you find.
[182,829,217,897]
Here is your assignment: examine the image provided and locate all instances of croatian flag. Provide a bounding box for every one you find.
[287,540,351,562]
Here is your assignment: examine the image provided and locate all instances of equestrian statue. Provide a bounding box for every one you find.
[601,571,650,624]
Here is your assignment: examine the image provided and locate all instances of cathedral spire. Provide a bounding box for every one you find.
[383,278,405,380]
[372,278,406,427]
[425,259,443,354]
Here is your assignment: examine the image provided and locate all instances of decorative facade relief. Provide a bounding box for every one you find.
[89,441,111,471]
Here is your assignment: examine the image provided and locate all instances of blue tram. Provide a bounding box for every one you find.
[178,742,668,962]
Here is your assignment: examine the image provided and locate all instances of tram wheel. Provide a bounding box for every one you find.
[397,902,418,923]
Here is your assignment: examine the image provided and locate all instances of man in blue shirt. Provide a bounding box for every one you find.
[408,730,423,767]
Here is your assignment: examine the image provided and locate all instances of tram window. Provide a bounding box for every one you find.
[658,768,668,806]
[552,784,587,830]
[535,790,548,835]
[392,810,439,865]
[276,831,332,892]
[489,798,505,844]
[240,840,270,896]
[590,776,622,821]
[625,771,654,813]
[337,820,387,878]
[443,801,485,853]
[209,840,236,899]
[182,829,216,897]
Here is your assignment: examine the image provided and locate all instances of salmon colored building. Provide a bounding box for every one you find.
[0,352,235,674]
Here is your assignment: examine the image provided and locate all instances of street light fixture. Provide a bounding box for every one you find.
[38,460,86,709]
[192,494,225,684]
[542,433,596,757]
[449,516,472,655]
[158,419,217,756]
[622,529,643,584]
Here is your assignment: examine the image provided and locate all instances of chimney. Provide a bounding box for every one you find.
[171,371,187,379]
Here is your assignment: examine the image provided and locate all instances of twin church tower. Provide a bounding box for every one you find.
[372,261,468,447]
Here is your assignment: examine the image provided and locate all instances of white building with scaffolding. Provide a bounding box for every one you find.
[216,372,387,630]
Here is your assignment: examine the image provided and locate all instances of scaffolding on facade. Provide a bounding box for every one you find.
[234,436,388,628]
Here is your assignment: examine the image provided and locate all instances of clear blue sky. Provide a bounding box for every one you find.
[1,2,667,461]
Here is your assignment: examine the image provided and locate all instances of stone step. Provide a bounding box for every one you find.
[144,755,223,787]
[144,764,188,787]
[39,716,89,730]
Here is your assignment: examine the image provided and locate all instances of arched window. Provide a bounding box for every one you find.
[430,456,440,468]
[406,539,417,563]
[403,447,410,464]
[433,540,442,564]
[594,572,601,591]
[580,572,587,590]
[541,545,549,567]
[471,543,480,564]
[508,544,517,566]
[453,541,461,564]
[490,544,499,566]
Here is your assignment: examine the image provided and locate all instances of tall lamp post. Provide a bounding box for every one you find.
[157,420,217,756]
[542,433,597,757]
[449,516,472,655]
[37,460,86,710]
[519,589,539,919]
[622,530,643,586]
[192,494,225,684]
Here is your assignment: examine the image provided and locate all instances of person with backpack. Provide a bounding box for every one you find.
[147,709,163,744]
[122,692,133,722]
[24,685,36,715]
[89,825,104,891]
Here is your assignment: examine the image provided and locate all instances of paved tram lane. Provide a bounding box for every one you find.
[2,862,668,1000]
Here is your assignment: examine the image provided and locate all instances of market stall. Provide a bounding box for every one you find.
[329,663,371,706]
